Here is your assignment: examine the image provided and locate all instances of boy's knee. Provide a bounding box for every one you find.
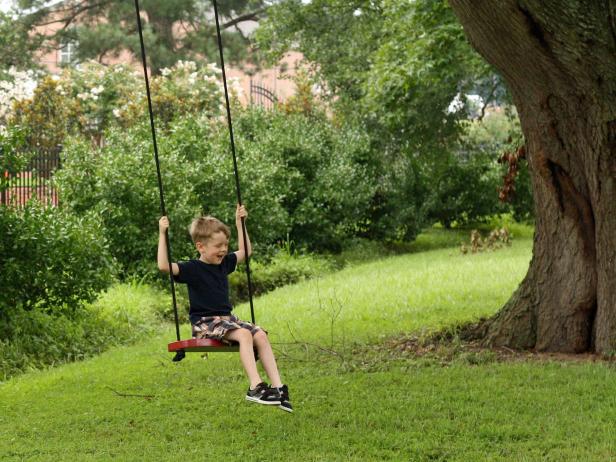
[234,328,253,343]
[253,330,268,344]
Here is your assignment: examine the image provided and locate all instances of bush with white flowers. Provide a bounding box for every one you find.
[8,60,238,148]
[0,68,38,130]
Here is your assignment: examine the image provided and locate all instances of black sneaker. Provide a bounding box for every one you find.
[246,382,281,405]
[277,385,293,413]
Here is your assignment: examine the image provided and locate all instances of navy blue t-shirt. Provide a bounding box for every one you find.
[173,253,237,323]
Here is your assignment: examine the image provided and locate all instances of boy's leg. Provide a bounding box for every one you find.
[225,328,261,389]
[228,328,281,405]
[253,330,282,388]
[253,331,293,412]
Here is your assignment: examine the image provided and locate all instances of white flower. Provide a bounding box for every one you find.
[112,108,122,118]
[229,77,244,98]
[91,85,104,95]
[447,93,464,114]
[77,92,89,100]
[175,60,197,72]
[0,68,39,123]
[207,63,222,75]
[161,68,172,76]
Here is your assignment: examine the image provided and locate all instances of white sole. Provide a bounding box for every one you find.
[278,405,293,413]
[245,396,281,405]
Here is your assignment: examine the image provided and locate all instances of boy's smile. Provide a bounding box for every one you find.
[197,231,229,264]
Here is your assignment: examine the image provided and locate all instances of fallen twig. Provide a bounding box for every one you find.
[106,386,155,400]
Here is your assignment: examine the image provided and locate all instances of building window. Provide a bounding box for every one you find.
[59,41,77,65]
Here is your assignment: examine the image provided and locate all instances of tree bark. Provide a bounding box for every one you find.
[448,0,616,353]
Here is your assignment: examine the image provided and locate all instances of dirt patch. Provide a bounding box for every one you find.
[387,333,611,365]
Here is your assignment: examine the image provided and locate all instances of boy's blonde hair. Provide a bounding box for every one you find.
[189,216,230,244]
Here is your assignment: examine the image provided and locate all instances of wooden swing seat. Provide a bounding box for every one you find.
[168,338,240,353]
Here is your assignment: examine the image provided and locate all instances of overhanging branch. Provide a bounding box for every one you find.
[222,8,266,29]
[33,1,111,29]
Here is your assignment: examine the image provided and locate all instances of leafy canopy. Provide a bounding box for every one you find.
[257,0,507,151]
[0,11,40,75]
[14,0,267,74]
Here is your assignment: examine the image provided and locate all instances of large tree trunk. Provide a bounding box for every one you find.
[449,1,616,353]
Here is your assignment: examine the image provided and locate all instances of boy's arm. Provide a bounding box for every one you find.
[158,216,179,275]
[234,204,252,264]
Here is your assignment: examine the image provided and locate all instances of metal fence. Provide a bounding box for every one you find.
[250,80,278,109]
[0,147,61,207]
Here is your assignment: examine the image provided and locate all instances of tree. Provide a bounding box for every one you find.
[257,0,504,144]
[257,0,523,237]
[16,0,267,74]
[0,11,41,74]
[449,1,616,354]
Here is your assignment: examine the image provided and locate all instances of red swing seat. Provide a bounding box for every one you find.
[167,338,240,353]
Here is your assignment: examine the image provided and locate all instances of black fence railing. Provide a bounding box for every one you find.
[250,80,278,109]
[0,147,61,207]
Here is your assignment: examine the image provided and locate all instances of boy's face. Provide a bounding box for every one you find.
[196,231,229,264]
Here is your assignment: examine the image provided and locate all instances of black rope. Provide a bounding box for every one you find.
[133,0,184,362]
[212,0,256,325]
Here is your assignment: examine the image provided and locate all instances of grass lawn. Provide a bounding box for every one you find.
[2,236,616,461]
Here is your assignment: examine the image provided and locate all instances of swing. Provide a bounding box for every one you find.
[133,0,257,361]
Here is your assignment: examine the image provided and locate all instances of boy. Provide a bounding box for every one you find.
[158,204,292,412]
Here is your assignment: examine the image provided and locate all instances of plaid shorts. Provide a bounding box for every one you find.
[191,315,264,345]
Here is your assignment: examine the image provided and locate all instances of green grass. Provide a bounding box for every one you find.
[237,239,532,346]
[2,235,616,461]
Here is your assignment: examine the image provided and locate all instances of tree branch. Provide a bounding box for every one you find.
[33,1,111,29]
[477,81,498,121]
[234,23,249,41]
[106,386,155,399]
[222,8,266,29]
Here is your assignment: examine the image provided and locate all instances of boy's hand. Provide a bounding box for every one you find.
[236,204,248,224]
[159,216,170,233]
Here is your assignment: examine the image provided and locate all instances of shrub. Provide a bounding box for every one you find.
[232,108,377,252]
[0,282,169,381]
[0,202,116,314]
[54,125,201,277]
[423,149,505,228]
[0,125,29,194]
[361,154,428,242]
[229,249,334,303]
[8,60,232,149]
[11,76,70,150]
[56,106,378,279]
[0,306,112,380]
[0,68,38,128]
[420,107,535,228]
[169,114,290,248]
[333,237,400,267]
